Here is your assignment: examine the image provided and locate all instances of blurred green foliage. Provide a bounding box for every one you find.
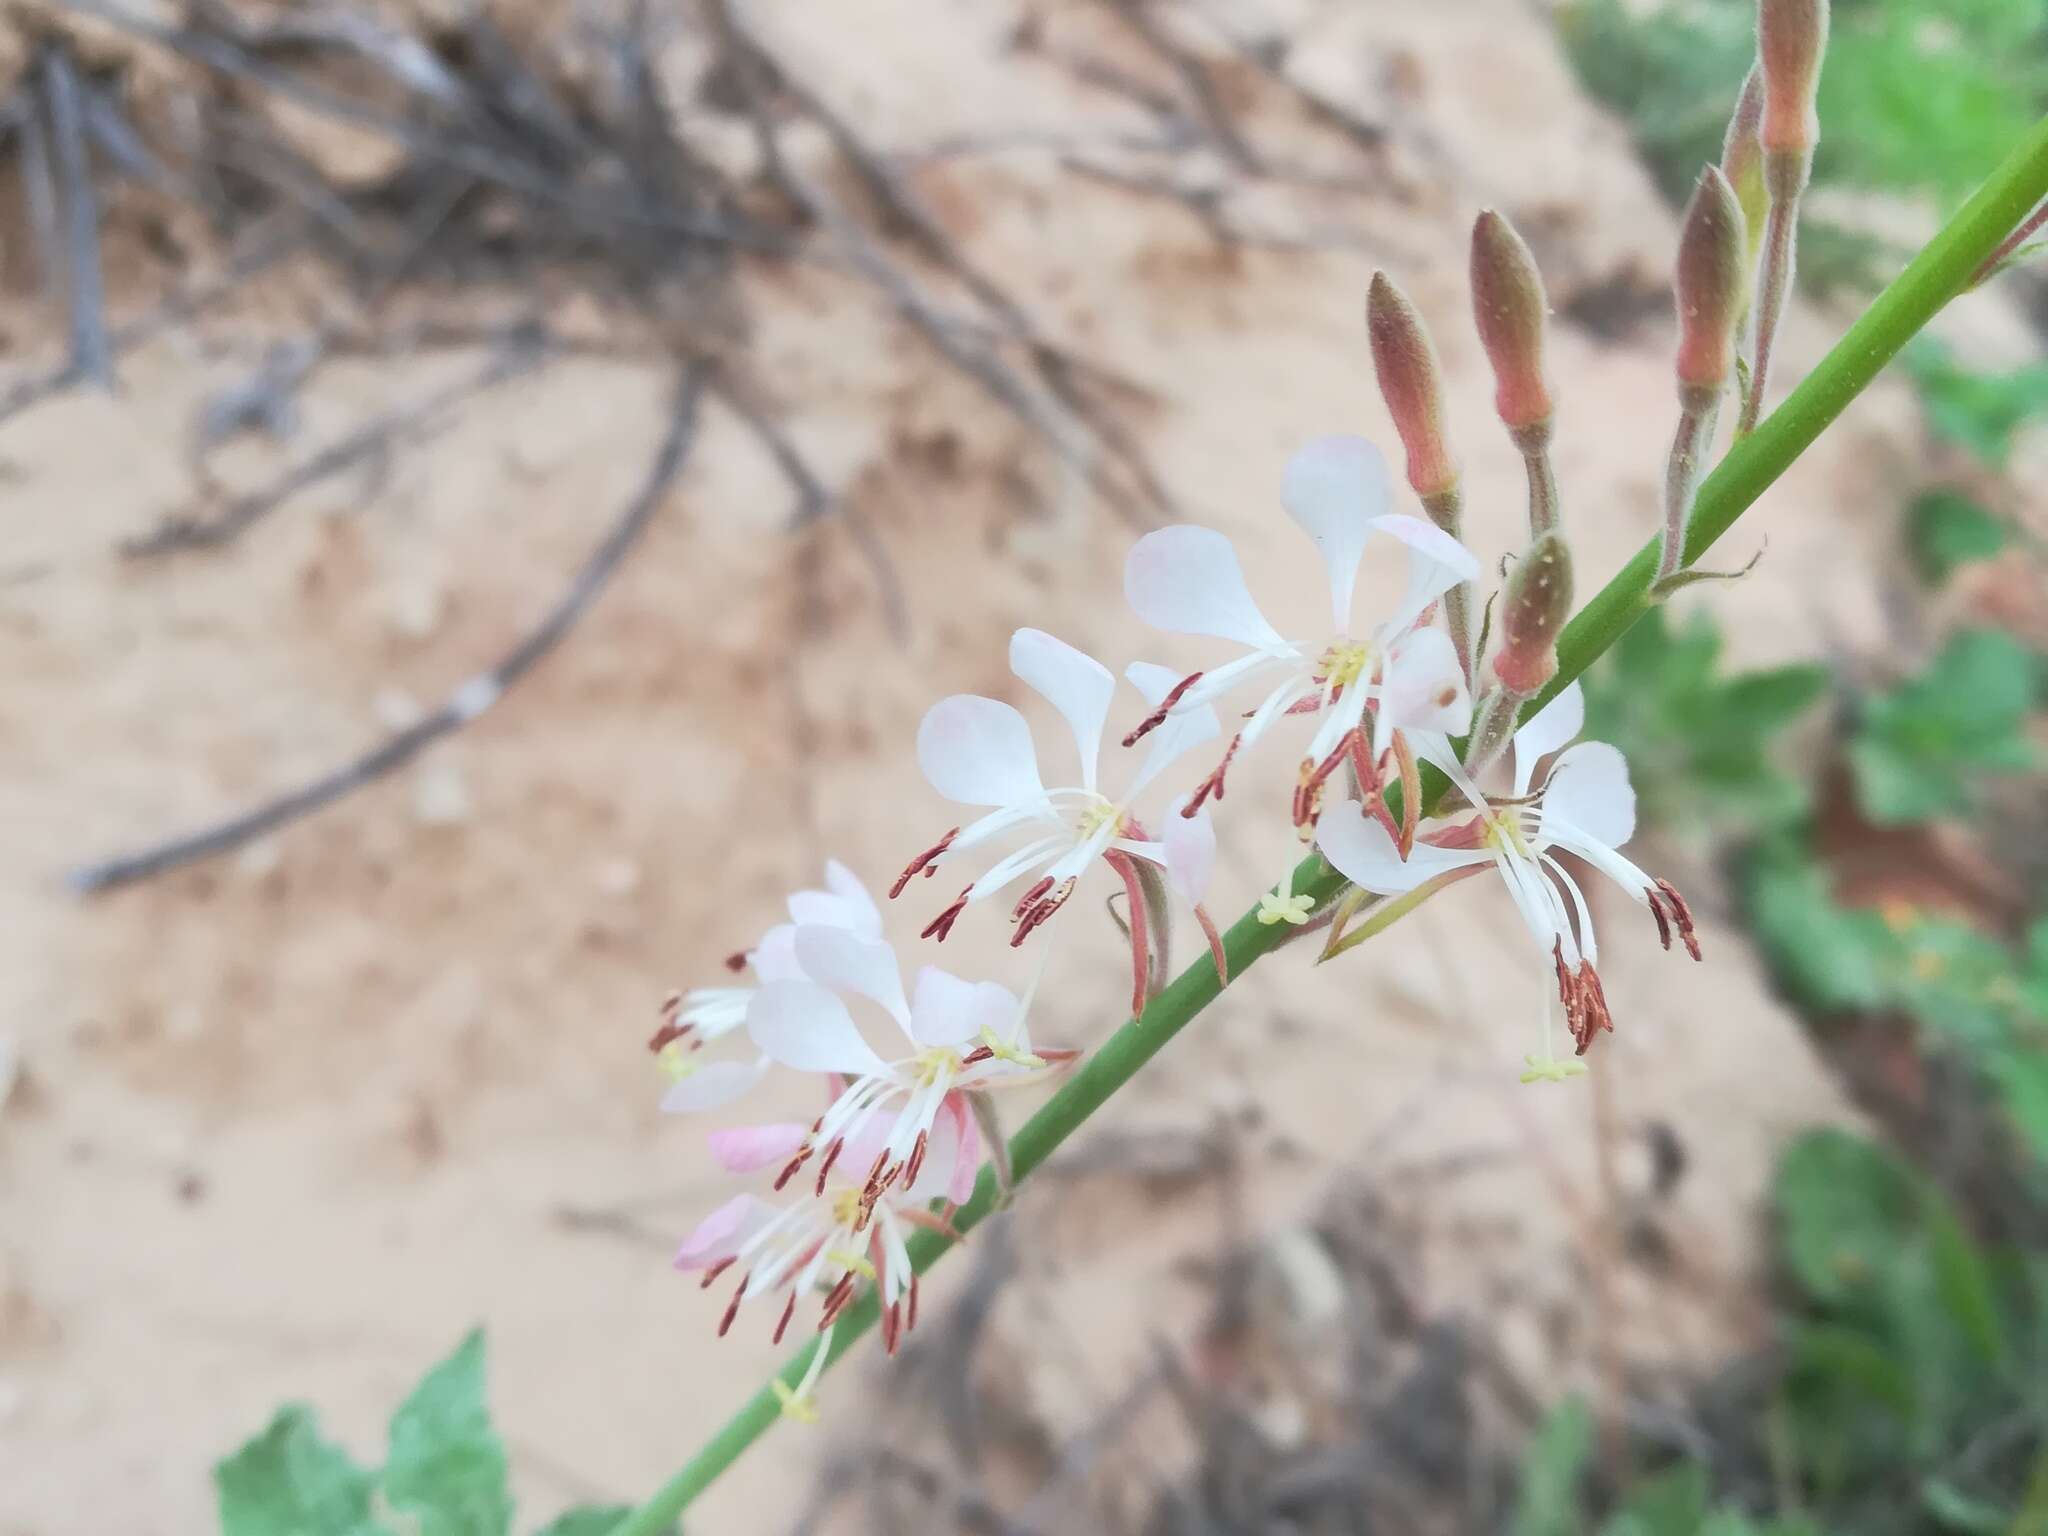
[1846,628,2039,826]
[1511,1131,2048,1533]
[215,1332,642,1536]
[1903,342,2048,469]
[1579,607,1827,836]
[1906,490,2011,586]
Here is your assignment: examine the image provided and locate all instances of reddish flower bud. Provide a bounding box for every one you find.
[1674,166,1746,404]
[1367,272,1458,502]
[1492,532,1573,695]
[1469,210,1554,437]
[1757,0,1827,168]
[1719,65,1768,269]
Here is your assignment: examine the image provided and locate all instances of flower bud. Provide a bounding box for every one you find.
[1492,531,1573,695]
[1674,165,1746,405]
[1367,272,1458,502]
[1719,65,1768,269]
[1757,0,1827,174]
[1470,210,1554,438]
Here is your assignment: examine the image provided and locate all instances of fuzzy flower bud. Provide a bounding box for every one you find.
[1719,65,1768,269]
[1674,166,1746,405]
[1757,0,1827,187]
[1492,531,1573,695]
[1470,210,1554,440]
[1367,272,1459,504]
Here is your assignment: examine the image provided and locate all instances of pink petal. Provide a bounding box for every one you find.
[917,695,1047,809]
[707,1122,809,1173]
[1124,525,1285,650]
[673,1194,773,1271]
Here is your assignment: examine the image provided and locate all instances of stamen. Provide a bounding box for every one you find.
[1184,733,1244,816]
[647,1020,690,1055]
[722,950,749,974]
[960,1044,996,1067]
[1011,877,1077,945]
[1103,848,1150,1016]
[1570,961,1615,1054]
[772,1291,798,1345]
[812,1136,845,1197]
[820,1273,858,1326]
[1653,878,1703,961]
[904,1129,930,1189]
[908,1272,921,1334]
[882,1298,902,1356]
[1010,875,1055,922]
[1123,671,1204,747]
[1293,731,1358,831]
[890,829,959,899]
[921,886,973,942]
[717,1273,749,1336]
[699,1255,737,1290]
[774,1143,816,1192]
[899,1207,966,1242]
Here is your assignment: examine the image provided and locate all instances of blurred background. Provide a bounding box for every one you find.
[0,0,2043,1532]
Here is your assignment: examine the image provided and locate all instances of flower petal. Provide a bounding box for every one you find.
[1512,681,1586,796]
[660,1056,770,1113]
[1157,795,1216,905]
[750,923,804,984]
[822,859,882,937]
[1375,627,1472,753]
[747,980,890,1077]
[1125,661,1224,796]
[917,695,1047,809]
[1283,435,1390,628]
[707,1121,809,1173]
[673,1193,777,1271]
[1124,525,1285,650]
[942,1094,982,1206]
[1010,628,1116,791]
[1316,799,1491,893]
[1539,741,1636,851]
[910,967,1019,1048]
[1373,514,1482,634]
[793,926,912,1032]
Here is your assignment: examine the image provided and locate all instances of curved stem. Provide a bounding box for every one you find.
[607,112,2048,1536]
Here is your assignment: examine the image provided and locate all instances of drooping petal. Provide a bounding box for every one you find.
[793,926,912,1033]
[707,1121,809,1173]
[1156,795,1216,905]
[1316,800,1491,894]
[1125,662,1225,796]
[822,859,883,937]
[909,967,1018,1048]
[1538,741,1637,851]
[747,980,891,1077]
[1374,514,1482,635]
[750,923,804,984]
[942,1094,982,1206]
[1124,525,1286,650]
[673,1194,778,1271]
[1011,628,1116,791]
[660,1056,771,1113]
[917,695,1047,809]
[1376,627,1472,754]
[1512,681,1586,797]
[1282,435,1391,629]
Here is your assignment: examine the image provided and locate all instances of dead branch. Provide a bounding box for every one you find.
[1103,0,1260,171]
[67,364,707,896]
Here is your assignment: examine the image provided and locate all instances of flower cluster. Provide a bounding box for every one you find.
[654,196,1747,1415]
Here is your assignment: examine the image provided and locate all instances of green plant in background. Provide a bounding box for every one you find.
[1846,628,2038,825]
[215,1333,638,1536]
[1903,341,2048,469]
[1580,607,1827,835]
[1509,1130,2048,1534]
[1906,490,2010,586]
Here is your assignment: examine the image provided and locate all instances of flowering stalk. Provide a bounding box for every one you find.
[1470,210,1560,539]
[606,114,2048,1536]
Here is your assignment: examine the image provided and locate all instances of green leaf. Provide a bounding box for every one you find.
[215,1405,387,1536]
[1512,1395,1594,1536]
[1788,1322,1917,1416]
[1920,1189,2005,1367]
[1920,1476,2010,1532]
[1848,629,2039,825]
[1990,1049,2048,1165]
[384,1331,513,1536]
[1599,1463,1707,1536]
[1907,491,2011,585]
[1776,1131,1917,1305]
[1743,845,1894,1012]
[1907,342,2048,468]
[531,1508,636,1536]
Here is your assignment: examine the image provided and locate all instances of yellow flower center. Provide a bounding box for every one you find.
[1482,811,1531,857]
[1319,640,1373,690]
[1075,798,1122,838]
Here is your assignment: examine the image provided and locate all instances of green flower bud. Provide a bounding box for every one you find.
[1719,65,1768,270]
[1758,0,1827,184]
[1493,531,1573,695]
[1367,271,1458,502]
[1469,210,1554,438]
[1674,166,1746,405]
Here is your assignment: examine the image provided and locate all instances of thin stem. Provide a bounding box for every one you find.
[1515,429,1560,537]
[1736,190,1799,437]
[1463,683,1528,779]
[606,112,2048,1536]
[1656,396,1717,584]
[1969,195,2048,287]
[1423,486,1477,684]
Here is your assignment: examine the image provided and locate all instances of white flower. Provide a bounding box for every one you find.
[674,1100,973,1360]
[1122,436,1478,828]
[655,860,882,1113]
[1315,682,1700,1058]
[747,927,1066,1199]
[896,630,1222,976]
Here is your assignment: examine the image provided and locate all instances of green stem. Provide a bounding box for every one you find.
[608,113,2048,1536]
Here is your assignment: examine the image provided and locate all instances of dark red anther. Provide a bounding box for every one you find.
[921,886,973,942]
[1653,879,1703,961]
[717,1274,749,1336]
[812,1136,845,1197]
[772,1291,797,1345]
[698,1255,737,1289]
[723,949,748,973]
[1123,671,1205,747]
[960,1044,995,1067]
[820,1271,857,1327]
[890,829,960,899]
[905,1129,929,1189]
[1010,874,1055,922]
[882,1299,902,1356]
[907,1272,921,1334]
[1011,877,1077,946]
[1184,733,1243,816]
[773,1144,813,1192]
[647,1020,690,1055]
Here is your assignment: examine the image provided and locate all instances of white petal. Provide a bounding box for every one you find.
[1282,435,1390,628]
[1547,823,1658,904]
[1512,681,1586,797]
[909,967,1018,1047]
[1376,628,1472,753]
[1123,661,1225,797]
[1124,525,1286,650]
[673,1194,778,1270]
[793,927,912,1032]
[1316,800,1491,894]
[660,1056,770,1113]
[1010,628,1116,791]
[823,860,882,936]
[1374,514,1482,634]
[747,980,890,1077]
[917,695,1047,809]
[1157,796,1216,905]
[1539,741,1636,851]
[750,923,804,984]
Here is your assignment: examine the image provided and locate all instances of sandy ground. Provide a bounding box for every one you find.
[0,0,1931,1529]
